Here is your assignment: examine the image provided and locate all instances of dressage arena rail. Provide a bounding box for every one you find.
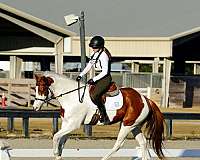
[0,108,200,138]
[0,109,60,137]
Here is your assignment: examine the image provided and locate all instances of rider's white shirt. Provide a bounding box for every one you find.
[79,51,109,82]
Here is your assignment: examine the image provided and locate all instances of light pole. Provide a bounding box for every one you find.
[64,11,92,136]
[64,11,86,82]
[79,11,86,76]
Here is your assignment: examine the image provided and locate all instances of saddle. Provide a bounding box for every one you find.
[89,82,119,104]
[102,82,119,103]
[105,82,119,96]
[89,82,119,103]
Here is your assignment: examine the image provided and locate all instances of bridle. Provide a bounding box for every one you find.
[35,80,87,104]
[35,87,55,104]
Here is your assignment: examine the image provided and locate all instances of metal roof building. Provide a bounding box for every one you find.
[1,0,199,61]
[1,0,200,37]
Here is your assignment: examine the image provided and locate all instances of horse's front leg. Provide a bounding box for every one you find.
[53,118,81,160]
[54,135,68,160]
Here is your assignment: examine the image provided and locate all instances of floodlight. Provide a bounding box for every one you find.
[64,14,79,26]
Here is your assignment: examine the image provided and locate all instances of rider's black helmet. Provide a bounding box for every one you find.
[89,36,105,49]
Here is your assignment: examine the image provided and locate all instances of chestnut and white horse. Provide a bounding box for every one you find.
[33,72,165,160]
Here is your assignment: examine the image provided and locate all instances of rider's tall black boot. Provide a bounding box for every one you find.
[98,104,110,125]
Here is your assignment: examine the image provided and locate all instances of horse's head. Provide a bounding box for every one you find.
[33,74,54,111]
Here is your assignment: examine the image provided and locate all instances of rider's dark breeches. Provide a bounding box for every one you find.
[90,74,112,106]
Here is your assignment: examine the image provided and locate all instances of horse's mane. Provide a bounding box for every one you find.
[44,72,75,82]
[43,71,86,88]
[44,71,68,80]
[43,71,84,85]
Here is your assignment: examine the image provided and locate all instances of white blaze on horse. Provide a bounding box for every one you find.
[33,72,165,160]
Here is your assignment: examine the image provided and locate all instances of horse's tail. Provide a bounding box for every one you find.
[145,98,165,159]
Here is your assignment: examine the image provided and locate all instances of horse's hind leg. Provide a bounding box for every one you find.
[132,127,151,160]
[101,123,131,160]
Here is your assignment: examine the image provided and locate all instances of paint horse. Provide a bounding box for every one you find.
[33,72,165,160]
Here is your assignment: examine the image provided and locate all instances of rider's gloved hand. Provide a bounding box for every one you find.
[76,76,82,81]
[87,79,95,85]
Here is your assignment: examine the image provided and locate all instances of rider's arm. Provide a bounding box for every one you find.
[93,52,109,82]
[79,55,95,77]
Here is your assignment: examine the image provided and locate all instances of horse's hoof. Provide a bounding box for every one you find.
[55,156,63,160]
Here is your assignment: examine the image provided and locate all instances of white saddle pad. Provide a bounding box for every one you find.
[105,90,123,121]
[85,90,123,124]
[105,90,123,110]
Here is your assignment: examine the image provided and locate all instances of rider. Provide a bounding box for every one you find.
[76,35,112,125]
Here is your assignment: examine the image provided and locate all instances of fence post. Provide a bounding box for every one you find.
[23,117,29,138]
[147,87,151,98]
[83,124,92,137]
[7,117,14,132]
[52,117,58,134]
[28,84,31,107]
[166,119,172,138]
[7,83,11,106]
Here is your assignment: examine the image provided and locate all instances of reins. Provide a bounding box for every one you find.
[35,82,87,104]
[78,80,87,103]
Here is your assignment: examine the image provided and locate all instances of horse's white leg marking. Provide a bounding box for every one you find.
[135,133,151,160]
[54,155,63,160]
[101,124,132,160]
[53,118,81,158]
[56,120,70,156]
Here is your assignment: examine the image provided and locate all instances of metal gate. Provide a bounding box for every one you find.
[122,72,163,88]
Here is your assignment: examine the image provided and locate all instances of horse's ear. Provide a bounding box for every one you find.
[34,74,44,81]
[33,74,42,80]
[34,74,39,80]
[46,77,54,86]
